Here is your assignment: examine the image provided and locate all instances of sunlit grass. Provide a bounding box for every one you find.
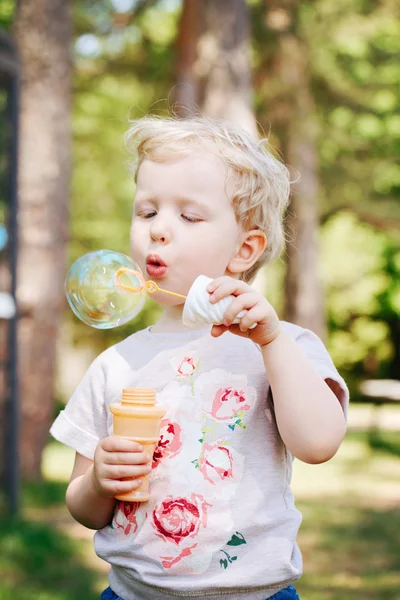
[1,405,400,600]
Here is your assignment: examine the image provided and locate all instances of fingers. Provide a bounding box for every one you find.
[101,436,144,453]
[100,437,151,464]
[103,462,152,481]
[222,293,261,327]
[235,306,265,332]
[96,475,145,498]
[207,277,250,302]
[103,451,151,465]
[210,324,229,338]
[93,436,153,497]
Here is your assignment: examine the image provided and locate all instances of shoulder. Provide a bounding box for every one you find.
[207,331,266,367]
[280,320,318,340]
[280,321,328,355]
[90,327,148,374]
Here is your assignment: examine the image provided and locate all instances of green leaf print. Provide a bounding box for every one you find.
[227,532,246,546]
[219,550,238,568]
[227,409,249,431]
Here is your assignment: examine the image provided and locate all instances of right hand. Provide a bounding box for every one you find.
[92,436,152,498]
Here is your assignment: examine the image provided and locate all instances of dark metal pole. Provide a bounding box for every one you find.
[6,64,20,517]
[0,30,20,517]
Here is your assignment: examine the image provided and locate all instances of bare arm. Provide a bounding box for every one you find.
[66,454,116,530]
[262,330,346,464]
[206,276,347,465]
[66,437,152,530]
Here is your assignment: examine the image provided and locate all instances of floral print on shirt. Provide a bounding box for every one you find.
[170,351,200,395]
[111,501,147,540]
[197,371,257,430]
[152,419,183,469]
[197,439,234,485]
[110,360,256,575]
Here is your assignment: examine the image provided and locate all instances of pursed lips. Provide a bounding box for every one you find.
[146,253,167,267]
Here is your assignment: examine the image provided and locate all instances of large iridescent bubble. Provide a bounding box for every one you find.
[65,250,147,328]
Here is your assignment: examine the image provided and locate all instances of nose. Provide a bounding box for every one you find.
[149,214,171,244]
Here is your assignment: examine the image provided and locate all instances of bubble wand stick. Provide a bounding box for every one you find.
[115,267,187,299]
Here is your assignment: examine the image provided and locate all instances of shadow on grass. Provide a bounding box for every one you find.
[0,480,101,600]
[297,499,400,600]
[367,430,400,458]
[23,479,69,508]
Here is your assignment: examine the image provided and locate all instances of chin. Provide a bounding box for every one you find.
[151,291,186,307]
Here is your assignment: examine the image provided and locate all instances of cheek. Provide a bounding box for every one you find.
[196,229,236,258]
[130,224,145,260]
[187,234,235,274]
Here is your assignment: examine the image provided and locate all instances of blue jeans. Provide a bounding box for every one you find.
[101,584,299,600]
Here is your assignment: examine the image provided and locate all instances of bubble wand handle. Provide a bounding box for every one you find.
[116,268,187,300]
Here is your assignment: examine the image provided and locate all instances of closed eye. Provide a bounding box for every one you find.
[140,212,201,223]
[182,214,201,223]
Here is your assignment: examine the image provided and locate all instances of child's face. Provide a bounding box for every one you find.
[130,150,243,304]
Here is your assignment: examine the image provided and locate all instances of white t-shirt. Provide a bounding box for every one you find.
[50,322,348,600]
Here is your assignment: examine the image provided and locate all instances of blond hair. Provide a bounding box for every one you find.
[125,115,290,284]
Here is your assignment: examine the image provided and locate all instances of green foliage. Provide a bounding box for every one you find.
[308,0,400,221]
[0,0,14,30]
[321,211,399,377]
[68,0,399,377]
[251,0,400,221]
[68,0,178,351]
[250,0,400,384]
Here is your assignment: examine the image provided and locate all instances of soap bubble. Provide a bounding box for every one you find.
[65,250,147,328]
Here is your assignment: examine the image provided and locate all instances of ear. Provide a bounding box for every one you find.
[226,229,267,276]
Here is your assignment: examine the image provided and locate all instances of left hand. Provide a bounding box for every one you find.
[207,276,281,348]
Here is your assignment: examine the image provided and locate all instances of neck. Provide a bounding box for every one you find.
[151,303,208,334]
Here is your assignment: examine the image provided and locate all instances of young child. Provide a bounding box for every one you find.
[50,116,348,600]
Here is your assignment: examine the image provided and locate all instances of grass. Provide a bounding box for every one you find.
[1,405,399,600]
[0,512,100,600]
[0,444,107,600]
[292,422,400,600]
[296,502,400,600]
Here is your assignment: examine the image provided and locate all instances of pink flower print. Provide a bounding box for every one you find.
[170,352,199,394]
[210,387,251,422]
[199,441,233,485]
[153,420,183,468]
[134,484,234,573]
[160,543,198,570]
[112,501,140,536]
[177,356,197,377]
[152,494,210,547]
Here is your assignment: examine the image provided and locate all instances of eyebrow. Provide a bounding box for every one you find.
[176,195,210,211]
[135,195,212,215]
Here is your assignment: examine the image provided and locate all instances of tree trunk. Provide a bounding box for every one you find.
[174,0,270,292]
[265,2,325,338]
[175,0,256,135]
[174,0,202,116]
[13,0,72,479]
[198,0,256,136]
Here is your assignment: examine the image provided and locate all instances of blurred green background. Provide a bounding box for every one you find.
[0,0,399,599]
